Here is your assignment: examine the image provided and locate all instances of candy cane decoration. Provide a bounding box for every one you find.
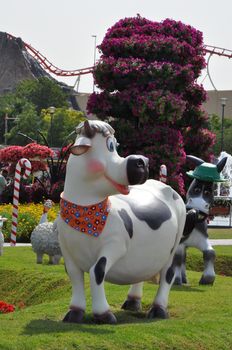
[159,164,167,183]
[11,158,31,246]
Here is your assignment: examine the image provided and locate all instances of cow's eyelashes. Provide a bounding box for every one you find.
[106,137,115,152]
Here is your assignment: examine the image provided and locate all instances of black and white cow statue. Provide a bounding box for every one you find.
[57,120,186,324]
[173,155,227,286]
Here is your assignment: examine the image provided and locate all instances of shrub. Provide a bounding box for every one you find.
[87,15,215,193]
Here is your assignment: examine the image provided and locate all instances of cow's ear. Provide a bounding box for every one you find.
[70,145,90,156]
[71,136,92,156]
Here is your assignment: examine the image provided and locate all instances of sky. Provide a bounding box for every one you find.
[1,0,232,93]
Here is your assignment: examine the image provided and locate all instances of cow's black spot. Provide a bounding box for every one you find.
[172,253,183,267]
[183,209,198,237]
[118,194,171,230]
[94,257,107,285]
[173,191,179,200]
[195,221,208,237]
[118,209,133,238]
[203,249,216,262]
[166,267,175,284]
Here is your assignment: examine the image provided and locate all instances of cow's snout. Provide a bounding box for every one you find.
[127,155,149,185]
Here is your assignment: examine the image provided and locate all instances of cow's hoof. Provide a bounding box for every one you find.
[121,297,142,312]
[147,305,169,320]
[63,308,85,323]
[199,275,215,285]
[94,310,117,324]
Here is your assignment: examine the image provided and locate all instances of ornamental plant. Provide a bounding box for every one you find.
[87,15,215,193]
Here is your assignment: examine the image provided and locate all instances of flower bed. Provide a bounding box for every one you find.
[0,203,59,242]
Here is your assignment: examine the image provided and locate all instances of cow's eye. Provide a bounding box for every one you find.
[194,187,201,194]
[204,190,211,196]
[106,137,115,152]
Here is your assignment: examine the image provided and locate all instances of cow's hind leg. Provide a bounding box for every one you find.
[89,243,126,324]
[148,257,176,320]
[121,282,143,312]
[173,243,187,285]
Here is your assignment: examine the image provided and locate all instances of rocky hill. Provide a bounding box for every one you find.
[0,32,54,94]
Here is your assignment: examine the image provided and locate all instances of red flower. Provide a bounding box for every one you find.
[23,143,54,159]
[0,301,15,314]
[0,146,24,162]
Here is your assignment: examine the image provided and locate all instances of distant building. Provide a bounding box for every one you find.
[203,90,232,118]
[75,90,232,120]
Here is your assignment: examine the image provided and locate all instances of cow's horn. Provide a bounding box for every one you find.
[217,157,227,173]
[186,155,204,166]
[84,120,95,138]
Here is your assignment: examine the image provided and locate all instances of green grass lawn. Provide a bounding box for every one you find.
[208,227,232,239]
[0,247,232,350]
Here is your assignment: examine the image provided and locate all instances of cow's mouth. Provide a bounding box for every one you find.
[104,174,129,195]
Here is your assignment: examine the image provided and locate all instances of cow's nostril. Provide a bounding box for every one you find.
[136,159,145,168]
[127,155,149,185]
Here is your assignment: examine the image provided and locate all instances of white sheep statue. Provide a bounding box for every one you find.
[30,200,62,264]
[31,221,62,264]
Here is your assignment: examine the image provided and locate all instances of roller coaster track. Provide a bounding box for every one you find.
[6,33,232,78]
[6,33,93,77]
[204,45,232,59]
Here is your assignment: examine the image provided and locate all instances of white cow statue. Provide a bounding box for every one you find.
[57,120,186,324]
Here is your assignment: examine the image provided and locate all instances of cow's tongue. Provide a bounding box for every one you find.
[104,174,129,195]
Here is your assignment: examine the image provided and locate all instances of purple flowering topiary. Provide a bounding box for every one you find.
[87,15,215,194]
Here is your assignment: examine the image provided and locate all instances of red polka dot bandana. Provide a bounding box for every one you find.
[60,197,111,237]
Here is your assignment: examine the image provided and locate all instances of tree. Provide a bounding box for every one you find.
[40,108,86,147]
[0,78,80,146]
[15,77,68,113]
[6,102,40,145]
[0,93,29,144]
[209,114,232,155]
[87,15,215,194]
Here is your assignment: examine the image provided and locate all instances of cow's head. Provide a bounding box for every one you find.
[186,155,227,214]
[67,120,149,197]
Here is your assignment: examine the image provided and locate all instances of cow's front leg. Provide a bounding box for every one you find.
[89,242,126,324]
[148,257,176,320]
[199,246,216,285]
[62,257,86,323]
[121,282,143,312]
